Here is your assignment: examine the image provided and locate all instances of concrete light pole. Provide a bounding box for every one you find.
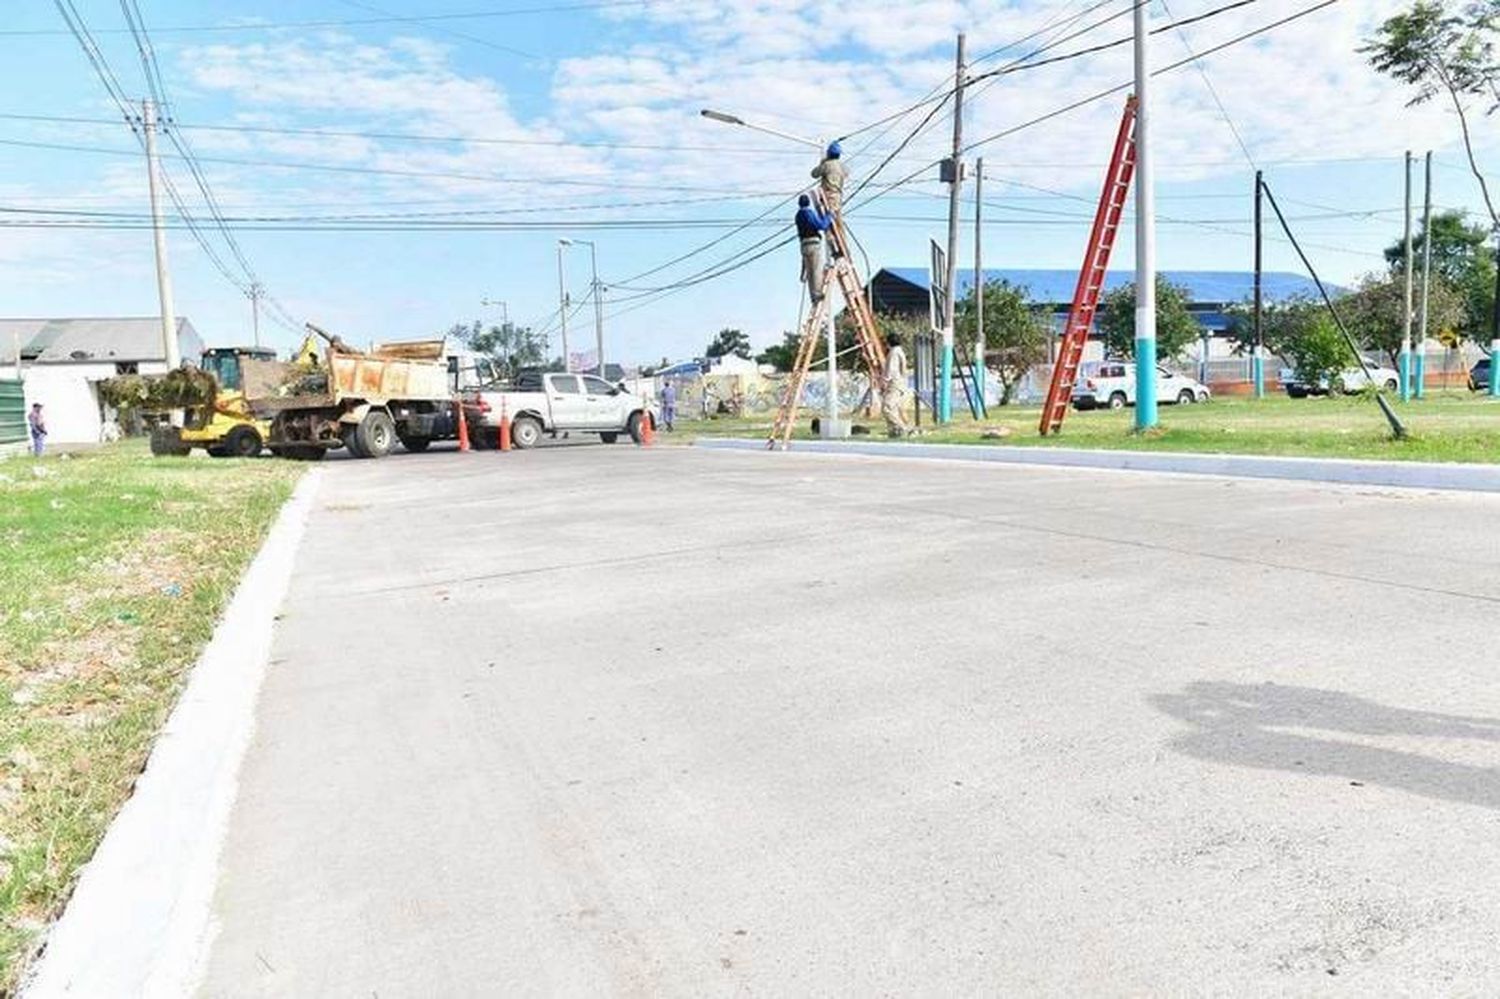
[142,99,179,371]
[561,239,604,376]
[1132,3,1157,429]
[1416,150,1433,399]
[1400,150,1413,401]
[248,282,263,348]
[940,33,967,424]
[555,241,571,372]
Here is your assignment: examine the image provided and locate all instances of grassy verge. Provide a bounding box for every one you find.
[667,392,1500,464]
[0,441,301,989]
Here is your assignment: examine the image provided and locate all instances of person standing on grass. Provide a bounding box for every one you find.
[27,403,46,457]
[661,380,677,432]
[881,333,912,437]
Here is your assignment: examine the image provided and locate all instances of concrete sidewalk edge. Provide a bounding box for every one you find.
[24,469,324,999]
[693,438,1500,492]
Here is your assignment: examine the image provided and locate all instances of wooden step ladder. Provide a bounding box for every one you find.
[1039,96,1139,436]
[766,214,890,449]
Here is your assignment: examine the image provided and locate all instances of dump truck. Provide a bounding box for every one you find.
[243,326,460,460]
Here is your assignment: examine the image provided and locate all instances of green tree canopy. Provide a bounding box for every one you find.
[705,328,753,360]
[445,320,549,379]
[1259,298,1356,387]
[1094,276,1203,360]
[1382,209,1497,340]
[954,279,1052,405]
[1341,271,1467,360]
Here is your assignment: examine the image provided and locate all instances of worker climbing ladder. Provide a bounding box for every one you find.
[767,211,890,450]
[1039,96,1139,436]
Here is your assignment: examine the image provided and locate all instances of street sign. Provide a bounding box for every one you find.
[929,239,948,334]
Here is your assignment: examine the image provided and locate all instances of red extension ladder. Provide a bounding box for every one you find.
[1039,96,1139,436]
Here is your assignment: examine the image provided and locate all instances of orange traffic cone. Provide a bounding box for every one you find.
[639,397,655,447]
[498,395,512,452]
[455,398,471,453]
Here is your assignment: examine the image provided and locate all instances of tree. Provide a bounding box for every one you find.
[1382,209,1498,339]
[756,331,801,372]
[954,279,1051,405]
[1258,297,1356,388]
[1340,271,1467,362]
[1094,276,1203,360]
[1364,2,1500,231]
[705,328,752,360]
[445,320,549,379]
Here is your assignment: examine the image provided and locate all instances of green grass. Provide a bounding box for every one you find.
[0,441,302,989]
[668,392,1500,464]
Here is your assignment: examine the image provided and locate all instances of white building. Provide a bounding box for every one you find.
[0,317,205,445]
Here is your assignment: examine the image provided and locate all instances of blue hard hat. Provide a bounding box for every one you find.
[826,140,842,158]
[798,193,811,206]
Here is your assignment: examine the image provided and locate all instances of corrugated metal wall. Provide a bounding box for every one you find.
[0,379,25,444]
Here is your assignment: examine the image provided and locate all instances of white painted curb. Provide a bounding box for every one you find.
[694,438,1500,493]
[24,468,323,998]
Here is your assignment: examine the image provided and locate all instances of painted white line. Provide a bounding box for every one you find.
[24,468,323,999]
[694,438,1500,493]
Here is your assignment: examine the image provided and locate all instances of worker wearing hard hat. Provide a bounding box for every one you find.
[811,141,848,216]
[794,194,834,305]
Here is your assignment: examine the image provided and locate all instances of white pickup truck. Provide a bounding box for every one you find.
[464,371,650,448]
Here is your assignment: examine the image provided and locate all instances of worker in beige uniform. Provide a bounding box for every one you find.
[811,141,848,217]
[882,331,912,436]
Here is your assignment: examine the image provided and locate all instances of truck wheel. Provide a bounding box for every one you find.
[149,425,191,457]
[355,410,395,458]
[1108,392,1127,410]
[399,435,432,453]
[627,411,652,443]
[341,426,366,458]
[599,432,619,444]
[224,425,263,457]
[207,445,229,458]
[511,415,542,449]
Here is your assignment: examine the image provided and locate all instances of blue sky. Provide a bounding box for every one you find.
[2,0,1496,365]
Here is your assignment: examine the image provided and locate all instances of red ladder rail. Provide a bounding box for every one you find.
[1039,96,1139,436]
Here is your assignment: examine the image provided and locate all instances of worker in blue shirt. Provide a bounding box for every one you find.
[795,194,833,305]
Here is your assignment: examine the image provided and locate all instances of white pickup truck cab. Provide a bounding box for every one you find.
[1071,361,1211,410]
[466,371,650,448]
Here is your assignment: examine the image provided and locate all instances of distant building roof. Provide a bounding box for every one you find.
[871,268,1334,316]
[0,317,203,365]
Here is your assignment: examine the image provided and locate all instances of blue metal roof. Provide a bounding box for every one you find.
[878,268,1333,305]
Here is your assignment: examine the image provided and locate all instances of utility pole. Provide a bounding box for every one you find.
[939,32,966,424]
[142,99,180,371]
[1492,230,1500,398]
[1132,3,1157,429]
[1252,170,1264,399]
[555,241,571,372]
[1400,150,1413,401]
[1416,150,1432,399]
[974,156,984,411]
[248,282,263,347]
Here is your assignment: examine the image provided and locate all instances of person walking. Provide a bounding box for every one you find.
[660,380,677,432]
[811,141,848,217]
[27,403,46,457]
[881,333,912,437]
[795,194,833,306]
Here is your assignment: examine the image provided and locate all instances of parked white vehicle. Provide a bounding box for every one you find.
[1071,361,1211,410]
[464,371,650,448]
[1280,358,1400,397]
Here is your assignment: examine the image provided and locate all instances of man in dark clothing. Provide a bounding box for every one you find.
[795,194,833,305]
[27,403,46,457]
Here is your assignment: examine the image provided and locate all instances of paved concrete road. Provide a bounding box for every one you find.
[201,446,1500,996]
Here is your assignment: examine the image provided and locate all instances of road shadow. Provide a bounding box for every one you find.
[1150,681,1500,810]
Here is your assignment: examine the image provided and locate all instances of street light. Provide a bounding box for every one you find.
[701,107,840,438]
[559,238,605,377]
[480,298,509,325]
[555,240,572,372]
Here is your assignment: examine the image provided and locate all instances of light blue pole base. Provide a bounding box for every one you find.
[1251,354,1264,399]
[1134,338,1158,429]
[1414,351,1426,399]
[1398,351,1410,402]
[938,346,954,423]
[1491,344,1500,397]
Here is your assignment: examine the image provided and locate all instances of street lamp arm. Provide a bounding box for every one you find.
[699,107,823,150]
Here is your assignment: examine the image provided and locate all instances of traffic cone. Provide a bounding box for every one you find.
[639,397,655,447]
[455,398,471,453]
[498,395,512,452]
